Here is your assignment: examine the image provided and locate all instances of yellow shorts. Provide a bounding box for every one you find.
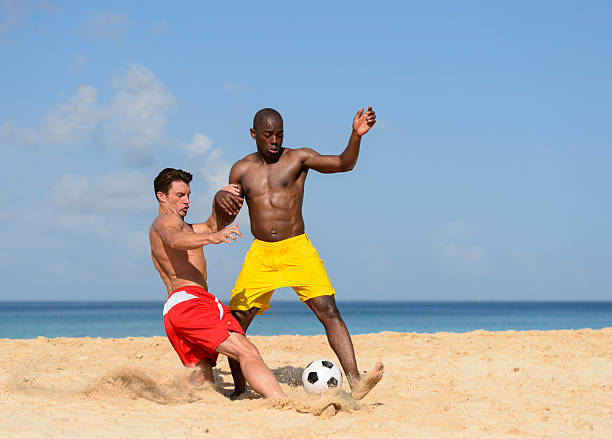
[230,234,335,314]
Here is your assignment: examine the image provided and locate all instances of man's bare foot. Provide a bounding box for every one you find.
[350,361,384,400]
[188,369,213,386]
[189,359,214,386]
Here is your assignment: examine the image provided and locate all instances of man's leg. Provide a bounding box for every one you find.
[306,294,384,399]
[227,307,260,399]
[189,357,215,385]
[216,331,285,399]
[306,295,360,384]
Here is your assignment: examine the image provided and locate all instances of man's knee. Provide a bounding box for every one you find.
[309,297,342,322]
[235,336,261,361]
[217,331,259,361]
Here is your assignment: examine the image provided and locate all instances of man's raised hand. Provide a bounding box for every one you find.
[211,224,242,244]
[215,184,243,216]
[352,106,376,137]
[220,184,242,196]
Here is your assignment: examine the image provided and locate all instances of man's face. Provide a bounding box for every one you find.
[159,180,191,217]
[251,116,284,161]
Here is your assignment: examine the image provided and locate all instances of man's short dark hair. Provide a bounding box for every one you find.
[253,108,283,130]
[154,168,193,202]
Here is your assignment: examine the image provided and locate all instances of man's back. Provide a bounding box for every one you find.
[149,213,208,295]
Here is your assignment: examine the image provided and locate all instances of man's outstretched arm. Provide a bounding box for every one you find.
[303,106,376,173]
[157,215,241,250]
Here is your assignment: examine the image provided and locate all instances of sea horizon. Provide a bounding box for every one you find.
[2,299,610,303]
[1,300,611,340]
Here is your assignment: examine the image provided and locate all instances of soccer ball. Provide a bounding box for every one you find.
[301,359,343,395]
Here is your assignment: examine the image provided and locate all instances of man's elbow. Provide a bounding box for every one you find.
[324,163,354,174]
[338,161,356,172]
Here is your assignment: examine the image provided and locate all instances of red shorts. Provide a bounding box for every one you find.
[163,286,244,367]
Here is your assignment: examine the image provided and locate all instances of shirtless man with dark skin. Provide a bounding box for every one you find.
[149,168,285,398]
[216,108,384,400]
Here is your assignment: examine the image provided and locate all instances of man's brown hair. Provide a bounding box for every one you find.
[154,168,193,202]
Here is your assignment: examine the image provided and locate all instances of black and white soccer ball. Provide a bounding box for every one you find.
[301,359,343,395]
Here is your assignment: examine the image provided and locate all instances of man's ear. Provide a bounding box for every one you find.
[156,191,166,203]
[250,128,256,139]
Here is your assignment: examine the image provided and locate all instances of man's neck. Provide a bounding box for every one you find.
[159,203,183,219]
[256,147,285,165]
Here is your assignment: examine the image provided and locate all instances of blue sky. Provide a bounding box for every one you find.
[1,1,610,301]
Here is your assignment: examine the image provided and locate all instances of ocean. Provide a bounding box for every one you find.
[0,301,611,339]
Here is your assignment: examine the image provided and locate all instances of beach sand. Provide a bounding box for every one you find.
[1,328,611,438]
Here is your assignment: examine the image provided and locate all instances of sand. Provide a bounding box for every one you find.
[1,328,611,438]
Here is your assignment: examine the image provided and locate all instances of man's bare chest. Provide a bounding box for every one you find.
[242,163,305,197]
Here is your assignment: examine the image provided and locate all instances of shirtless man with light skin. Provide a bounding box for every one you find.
[216,107,384,400]
[149,168,285,398]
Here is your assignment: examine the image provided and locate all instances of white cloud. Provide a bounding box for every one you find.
[82,11,128,41]
[4,62,235,227]
[1,65,176,164]
[184,133,230,193]
[99,65,176,156]
[185,133,212,157]
[430,221,490,278]
[0,0,55,32]
[49,171,152,228]
[182,132,247,227]
[43,85,103,145]
[0,85,105,146]
[0,120,39,147]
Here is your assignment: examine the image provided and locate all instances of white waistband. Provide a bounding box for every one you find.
[163,291,198,316]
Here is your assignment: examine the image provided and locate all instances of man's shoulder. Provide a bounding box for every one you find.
[149,216,162,238]
[237,152,259,163]
[286,147,317,160]
[232,153,259,170]
[234,148,312,162]
[151,214,163,228]
[152,213,183,230]
[288,146,316,154]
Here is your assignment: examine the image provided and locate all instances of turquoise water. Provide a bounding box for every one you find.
[0,301,610,339]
